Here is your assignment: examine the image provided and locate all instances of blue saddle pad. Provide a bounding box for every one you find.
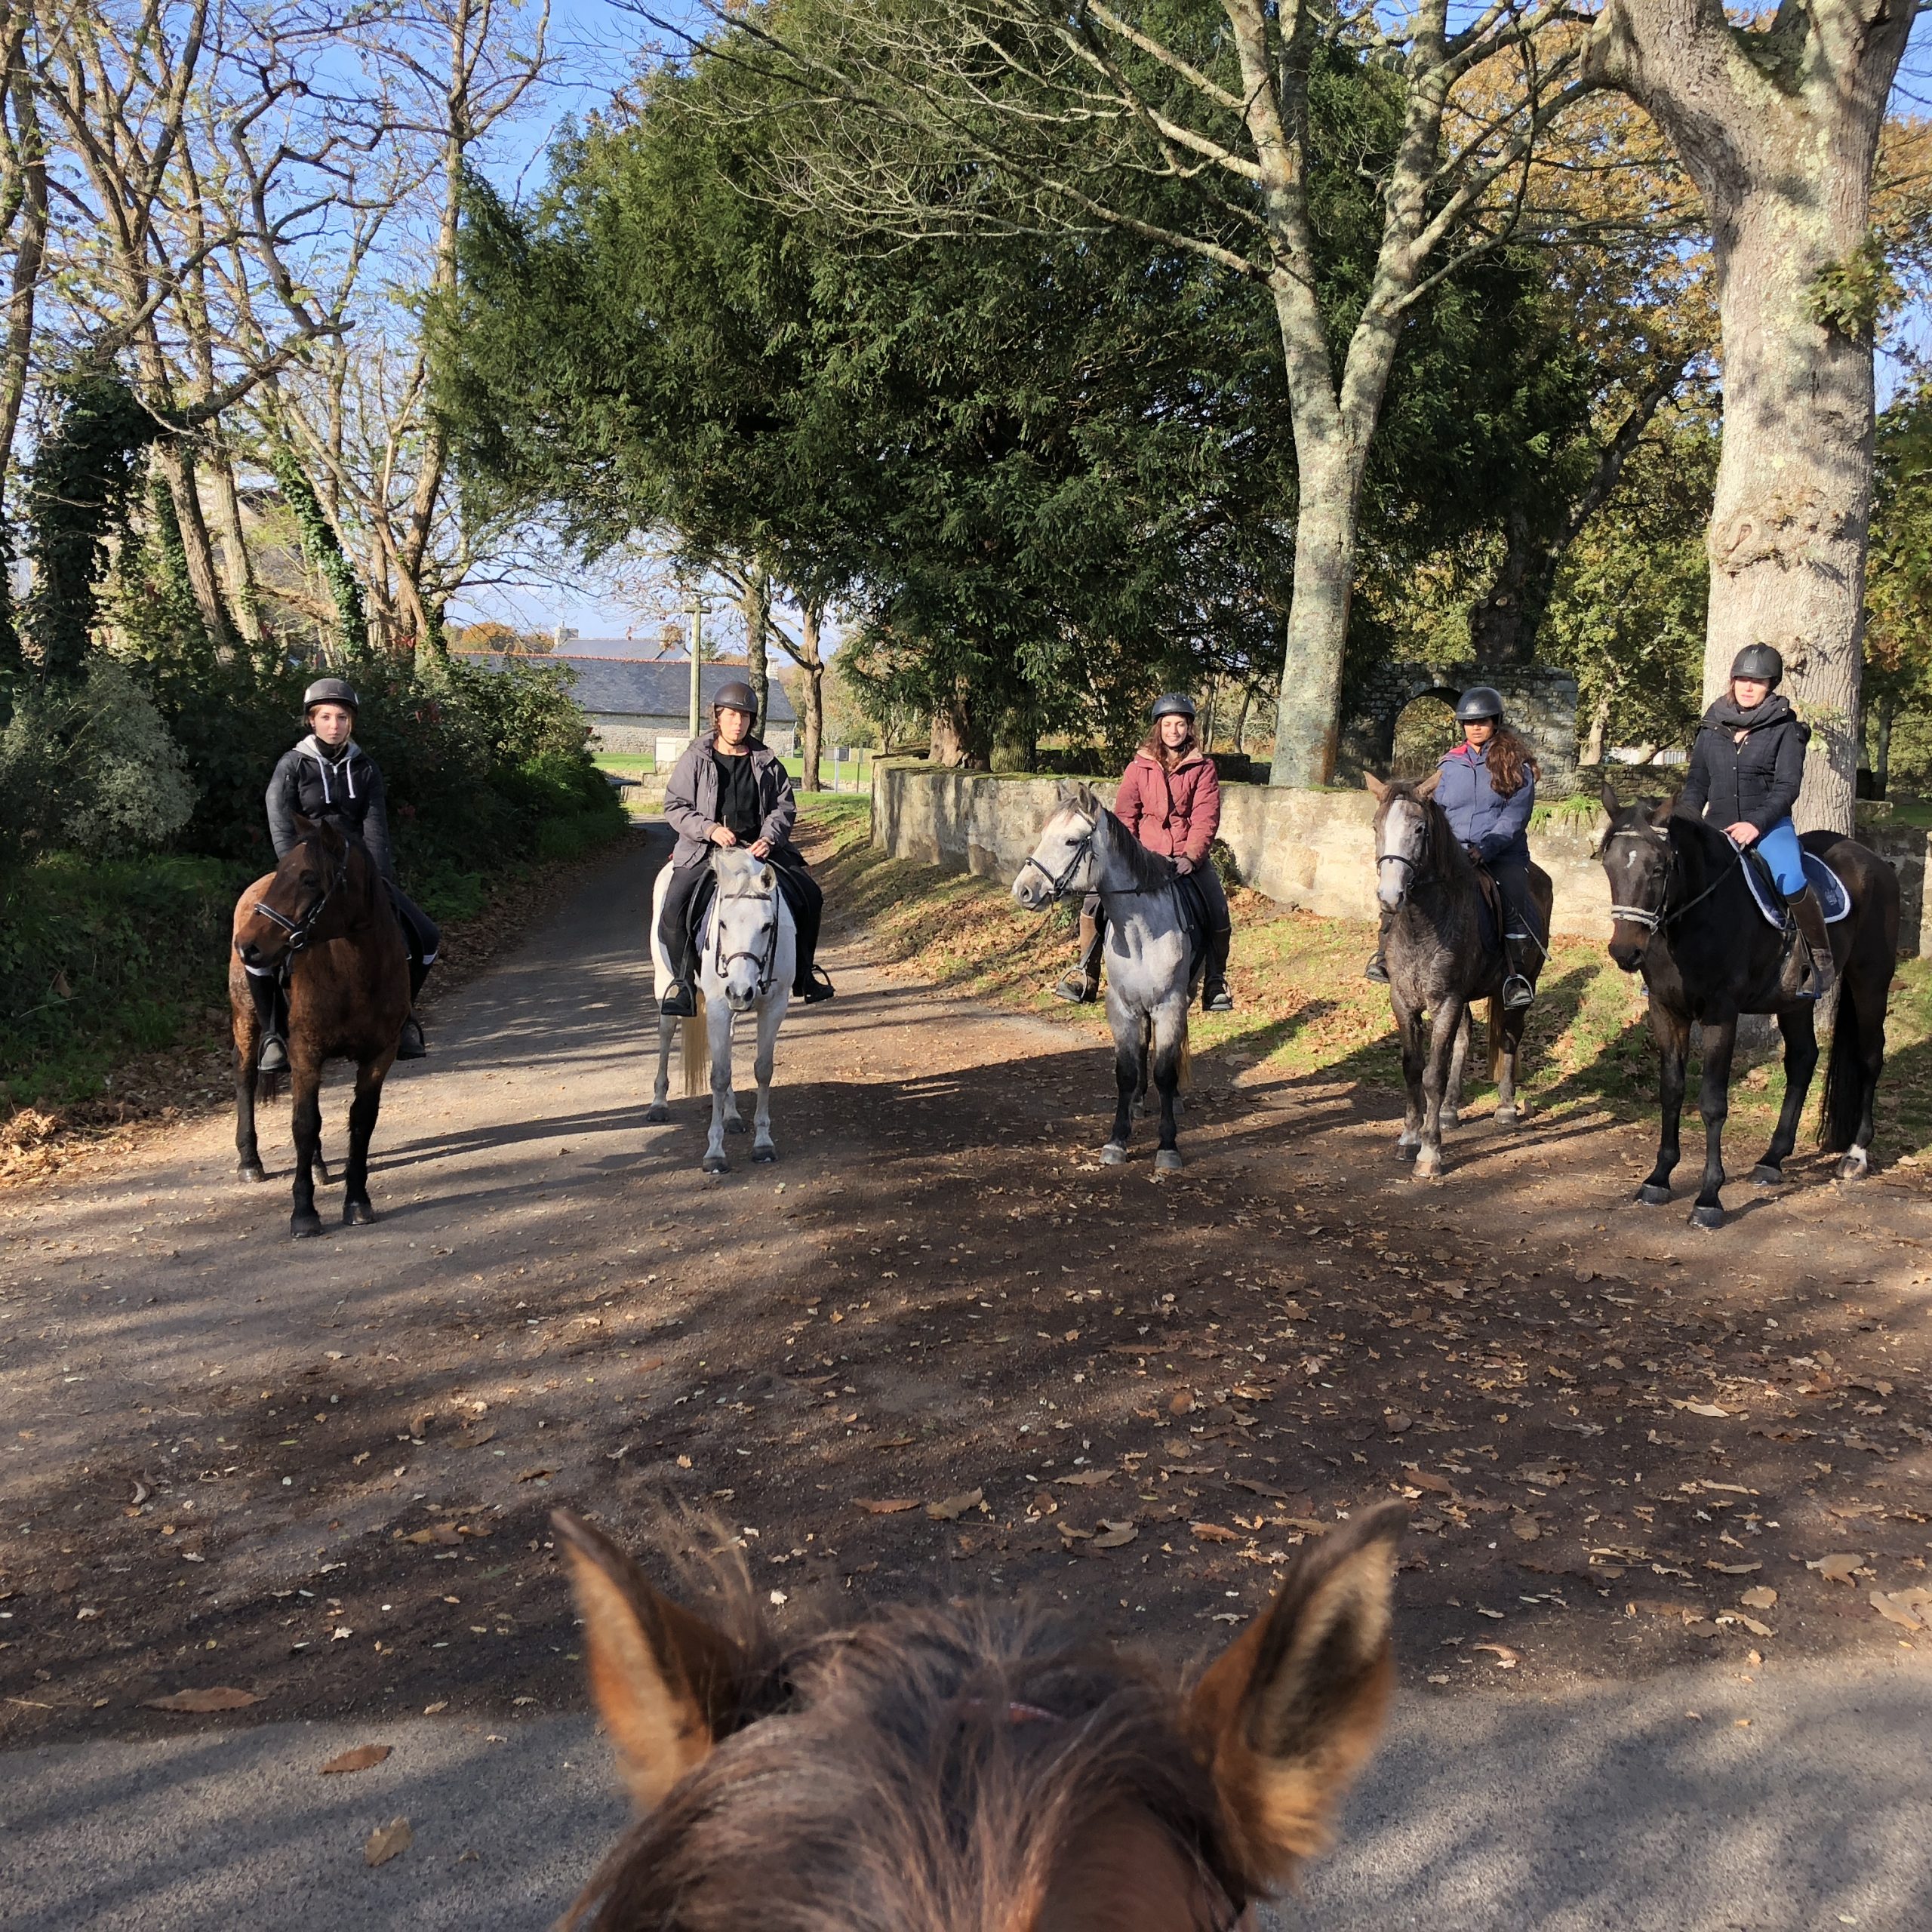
[1742,848,1850,929]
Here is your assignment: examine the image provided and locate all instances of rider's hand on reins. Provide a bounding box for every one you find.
[1724,822,1759,846]
[750,838,773,859]
[709,825,738,848]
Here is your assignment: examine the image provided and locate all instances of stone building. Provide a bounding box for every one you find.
[1340,663,1579,789]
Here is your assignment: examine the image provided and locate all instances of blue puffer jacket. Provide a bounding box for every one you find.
[1435,741,1534,864]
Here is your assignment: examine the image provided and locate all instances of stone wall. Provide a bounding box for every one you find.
[1340,663,1580,791]
[871,762,1932,954]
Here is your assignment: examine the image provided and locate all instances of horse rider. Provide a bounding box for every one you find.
[255,677,440,1074]
[657,680,835,1017]
[1054,691,1234,1013]
[1365,686,1542,1011]
[1677,643,1832,1000]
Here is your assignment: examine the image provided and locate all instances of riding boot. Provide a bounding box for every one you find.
[660,929,697,1018]
[396,955,429,1060]
[1500,934,1536,1011]
[248,969,288,1075]
[1786,887,1837,1001]
[1054,906,1103,1003]
[1364,909,1394,984]
[1201,928,1234,1013]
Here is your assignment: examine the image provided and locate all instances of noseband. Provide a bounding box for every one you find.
[248,848,341,954]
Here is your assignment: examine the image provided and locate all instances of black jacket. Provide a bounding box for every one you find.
[266,737,395,881]
[1678,694,1809,832]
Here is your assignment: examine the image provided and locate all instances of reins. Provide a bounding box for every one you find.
[1017,822,1097,902]
[1607,826,1743,934]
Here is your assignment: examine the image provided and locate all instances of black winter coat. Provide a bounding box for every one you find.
[266,737,395,881]
[1678,695,1809,832]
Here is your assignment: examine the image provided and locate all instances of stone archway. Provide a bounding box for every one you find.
[1389,688,1461,777]
[1340,663,1579,787]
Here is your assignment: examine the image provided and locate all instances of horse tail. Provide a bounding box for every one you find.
[1486,998,1503,1081]
[1177,1023,1192,1092]
[1819,974,1863,1153]
[681,1000,709,1100]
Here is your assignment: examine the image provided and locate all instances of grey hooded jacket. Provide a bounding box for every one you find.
[266,737,395,881]
[663,731,798,871]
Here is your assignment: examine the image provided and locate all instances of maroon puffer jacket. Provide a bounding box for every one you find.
[1114,749,1220,865]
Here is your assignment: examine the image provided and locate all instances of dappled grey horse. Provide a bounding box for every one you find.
[1366,771,1553,1180]
[1013,785,1198,1171]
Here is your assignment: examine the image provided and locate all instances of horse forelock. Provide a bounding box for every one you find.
[566,1599,1235,1932]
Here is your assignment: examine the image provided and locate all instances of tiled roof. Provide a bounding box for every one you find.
[454,652,798,724]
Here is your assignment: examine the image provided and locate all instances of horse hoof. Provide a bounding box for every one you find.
[645,1103,669,1124]
[1636,1183,1672,1206]
[1750,1164,1784,1188]
[343,1198,376,1226]
[725,1118,747,1136]
[1414,1156,1443,1182]
[1689,1204,1724,1231]
[1395,1140,1419,1161]
[1440,1109,1460,1131]
[1155,1149,1183,1174]
[752,1145,777,1164]
[1100,1143,1128,1166]
[702,1155,731,1175]
[1494,1107,1517,1129]
[237,1161,266,1183]
[1836,1149,1870,1181]
[291,1212,323,1240]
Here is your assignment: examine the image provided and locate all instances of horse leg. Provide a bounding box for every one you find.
[340,1064,386,1226]
[1688,1015,1737,1229]
[721,1007,746,1134]
[646,1014,675,1124]
[1495,1010,1525,1128]
[1752,1008,1819,1186]
[1151,1001,1186,1174]
[1441,1010,1470,1131]
[749,992,784,1163]
[233,1010,266,1183]
[1414,999,1463,1181]
[1394,1004,1426,1159]
[703,996,734,1174]
[1100,1001,1139,1164]
[288,1066,325,1238]
[1638,1005,1688,1205]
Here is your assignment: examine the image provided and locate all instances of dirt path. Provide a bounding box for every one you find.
[2,818,1927,1753]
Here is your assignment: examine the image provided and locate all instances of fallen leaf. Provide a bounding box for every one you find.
[1681,1402,1729,1419]
[1168,1392,1195,1416]
[1091,1520,1139,1549]
[1054,1469,1115,1487]
[143,1687,262,1713]
[403,1524,462,1546]
[927,1488,984,1521]
[675,1454,693,1469]
[1509,1516,1540,1543]
[853,1498,919,1515]
[423,1701,448,1715]
[1383,1412,1414,1435]
[1191,1521,1240,1543]
[1473,1642,1518,1668]
[320,1744,392,1775]
[1734,1614,1775,1638]
[514,1466,556,1484]
[1807,1553,1863,1584]
[1870,1587,1932,1631]
[364,1817,413,1867]
[1706,1561,1761,1575]
[1740,1587,1779,1611]
[1408,1470,1454,1496]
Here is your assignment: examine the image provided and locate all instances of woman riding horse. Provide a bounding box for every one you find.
[254,678,439,1074]
[1677,643,1832,1000]
[1367,686,1543,1011]
[1055,692,1234,1013]
[657,681,833,1017]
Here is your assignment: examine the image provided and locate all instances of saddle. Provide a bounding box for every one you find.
[1470,865,1506,955]
[1740,847,1850,930]
[1174,869,1212,973]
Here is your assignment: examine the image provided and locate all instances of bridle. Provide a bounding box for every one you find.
[1017,817,1097,902]
[1605,824,1741,934]
[709,875,782,995]
[248,842,341,955]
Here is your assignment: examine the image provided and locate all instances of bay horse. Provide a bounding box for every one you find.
[1598,791,1900,1228]
[1364,771,1554,1179]
[552,1502,1404,1931]
[645,845,796,1174]
[1013,786,1197,1172]
[229,815,410,1237]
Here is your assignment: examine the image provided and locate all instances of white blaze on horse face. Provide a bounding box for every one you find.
[1377,800,1426,911]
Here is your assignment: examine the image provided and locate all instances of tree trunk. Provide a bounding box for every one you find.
[0,36,46,518]
[1581,685,1616,768]
[798,606,825,792]
[1469,506,1540,667]
[1871,689,1894,797]
[740,564,771,737]
[1268,443,1363,786]
[153,439,238,659]
[1589,0,1910,837]
[208,442,263,648]
[931,683,982,768]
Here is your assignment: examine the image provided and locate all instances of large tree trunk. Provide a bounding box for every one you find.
[740,564,771,737]
[1589,0,1909,836]
[208,442,263,648]
[153,439,238,659]
[1268,441,1364,786]
[929,680,987,768]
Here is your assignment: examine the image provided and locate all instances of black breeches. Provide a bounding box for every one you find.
[1485,857,1543,946]
[1177,865,1230,935]
[659,863,710,977]
[386,883,440,1000]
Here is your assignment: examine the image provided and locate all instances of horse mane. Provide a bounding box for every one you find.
[1093,807,1177,894]
[565,1592,1235,1932]
[712,843,775,894]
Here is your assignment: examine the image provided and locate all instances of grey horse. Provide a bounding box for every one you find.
[1365,771,1553,1179]
[1013,785,1198,1172]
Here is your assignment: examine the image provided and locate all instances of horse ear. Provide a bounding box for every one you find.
[1647,797,1674,829]
[291,813,321,842]
[1055,780,1073,804]
[1361,772,1386,800]
[1077,783,1100,816]
[1414,768,1441,799]
[1188,1501,1404,1890]
[1599,781,1621,823]
[552,1509,747,1814]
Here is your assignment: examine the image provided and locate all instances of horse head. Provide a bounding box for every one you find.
[1597,788,1676,973]
[1012,783,1102,911]
[1362,770,1441,912]
[552,1501,1405,1931]
[234,815,354,972]
[710,845,782,1011]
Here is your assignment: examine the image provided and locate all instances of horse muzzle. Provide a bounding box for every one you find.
[1607,927,1648,973]
[1012,879,1048,912]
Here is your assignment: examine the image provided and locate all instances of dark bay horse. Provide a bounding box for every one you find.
[1013,786,1198,1171]
[552,1503,1404,1931]
[1598,792,1899,1228]
[229,815,411,1238]
[1365,771,1554,1179]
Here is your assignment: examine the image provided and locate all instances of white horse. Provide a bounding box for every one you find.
[647,846,795,1174]
[1013,783,1196,1171]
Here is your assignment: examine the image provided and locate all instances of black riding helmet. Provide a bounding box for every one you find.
[303,676,360,716]
[713,680,757,716]
[1729,644,1783,687]
[1454,685,1505,724]
[1151,692,1196,722]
